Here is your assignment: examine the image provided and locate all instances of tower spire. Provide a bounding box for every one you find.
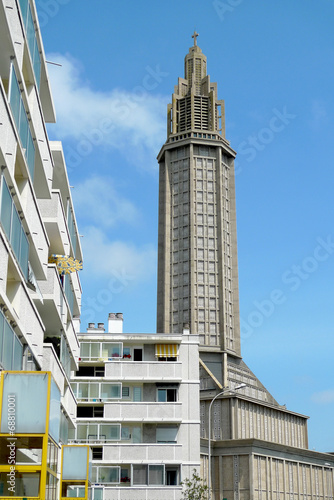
[192,30,199,46]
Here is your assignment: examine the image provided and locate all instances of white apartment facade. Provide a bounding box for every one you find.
[0,1,89,498]
[70,313,200,500]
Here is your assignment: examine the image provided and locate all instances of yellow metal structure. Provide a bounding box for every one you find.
[60,445,91,500]
[0,371,59,499]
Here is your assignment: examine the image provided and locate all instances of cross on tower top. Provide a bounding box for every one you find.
[192,31,199,46]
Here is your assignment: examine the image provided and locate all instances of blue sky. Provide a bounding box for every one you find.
[37,0,334,452]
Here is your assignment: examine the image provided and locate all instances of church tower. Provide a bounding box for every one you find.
[156,36,334,500]
[157,32,241,359]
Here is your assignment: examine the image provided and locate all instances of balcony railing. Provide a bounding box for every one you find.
[104,402,182,422]
[105,361,182,381]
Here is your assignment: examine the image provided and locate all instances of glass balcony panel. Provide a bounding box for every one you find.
[102,342,122,359]
[0,373,48,433]
[100,424,120,441]
[19,229,29,279]
[49,378,61,443]
[101,383,121,400]
[68,427,75,440]
[80,343,89,359]
[19,0,28,26]
[77,383,88,399]
[90,342,99,360]
[3,321,13,370]
[0,314,3,364]
[133,465,147,485]
[19,101,29,152]
[64,274,74,317]
[11,206,21,259]
[92,488,103,500]
[88,383,99,400]
[156,426,178,443]
[0,178,12,239]
[67,206,77,257]
[0,436,42,464]
[76,424,88,441]
[60,411,69,445]
[0,472,40,497]
[60,336,71,380]
[91,467,98,483]
[87,424,98,442]
[132,426,142,443]
[13,333,23,371]
[99,466,120,484]
[66,486,85,498]
[9,68,21,126]
[149,465,164,485]
[26,129,35,180]
[70,382,77,398]
[32,36,41,88]
[62,446,88,480]
[26,6,35,59]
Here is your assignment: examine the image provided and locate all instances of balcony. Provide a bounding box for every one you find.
[105,361,182,381]
[103,443,182,462]
[38,190,71,256]
[104,402,182,422]
[35,265,80,364]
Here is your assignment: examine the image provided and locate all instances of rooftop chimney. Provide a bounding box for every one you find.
[108,312,123,334]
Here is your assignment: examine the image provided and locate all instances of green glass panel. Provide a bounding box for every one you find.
[3,321,13,370]
[10,206,21,260]
[0,179,12,239]
[13,334,23,370]
[26,6,35,60]
[26,129,35,180]
[49,378,60,443]
[0,372,48,433]
[62,446,88,480]
[0,313,3,365]
[19,0,28,27]
[9,66,20,126]
[149,465,164,485]
[19,228,29,279]
[19,101,29,152]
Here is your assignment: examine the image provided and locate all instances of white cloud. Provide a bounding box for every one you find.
[311,389,334,404]
[47,53,168,170]
[72,176,140,228]
[81,226,156,284]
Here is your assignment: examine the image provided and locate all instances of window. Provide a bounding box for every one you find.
[98,467,120,484]
[123,347,131,359]
[0,310,23,370]
[133,348,142,361]
[102,342,122,360]
[122,387,130,398]
[157,388,177,402]
[91,448,103,460]
[166,467,179,485]
[121,427,131,440]
[18,0,41,87]
[0,177,29,278]
[132,465,165,486]
[132,465,147,485]
[156,427,178,443]
[8,67,35,178]
[120,468,131,483]
[133,387,142,402]
[149,465,164,485]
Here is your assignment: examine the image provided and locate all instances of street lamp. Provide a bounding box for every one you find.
[207,383,246,500]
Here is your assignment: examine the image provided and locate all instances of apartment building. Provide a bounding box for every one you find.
[0,1,89,498]
[70,313,200,500]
